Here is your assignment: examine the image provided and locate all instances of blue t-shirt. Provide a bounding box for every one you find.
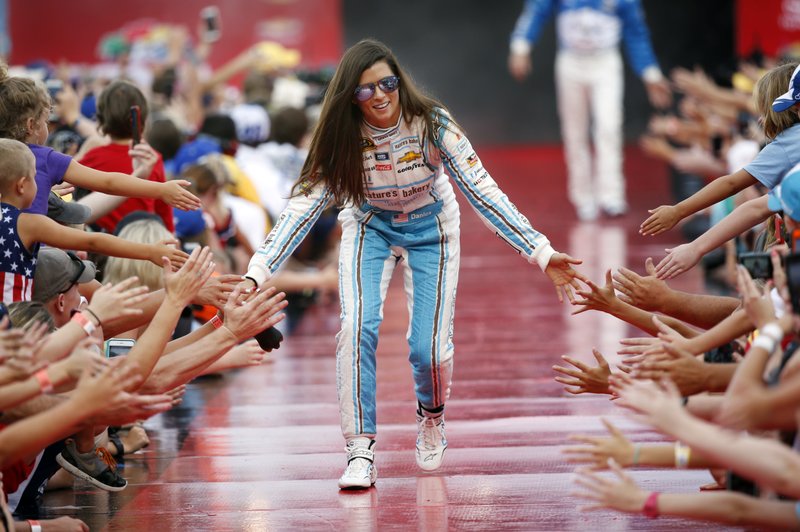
[744,123,800,189]
[26,144,71,215]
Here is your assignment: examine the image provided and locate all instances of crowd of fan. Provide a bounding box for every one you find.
[0,22,337,531]
[559,56,800,527]
[7,14,800,531]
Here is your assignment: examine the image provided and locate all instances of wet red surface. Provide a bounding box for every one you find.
[41,146,737,531]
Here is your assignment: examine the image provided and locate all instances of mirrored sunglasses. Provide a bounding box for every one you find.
[354,76,400,102]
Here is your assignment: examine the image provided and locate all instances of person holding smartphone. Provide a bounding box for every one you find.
[76,80,181,233]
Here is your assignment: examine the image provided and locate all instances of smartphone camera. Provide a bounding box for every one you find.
[200,6,221,43]
[739,251,774,280]
[105,338,135,358]
[130,105,142,146]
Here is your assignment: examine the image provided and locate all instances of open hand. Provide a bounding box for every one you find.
[654,243,701,279]
[544,253,588,303]
[640,205,680,236]
[553,349,612,395]
[572,270,619,315]
[163,246,215,307]
[563,419,636,469]
[613,258,669,311]
[162,180,202,211]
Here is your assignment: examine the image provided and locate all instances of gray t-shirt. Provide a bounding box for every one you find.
[744,123,800,189]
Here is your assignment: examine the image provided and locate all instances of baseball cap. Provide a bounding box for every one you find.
[230,104,270,145]
[32,248,96,302]
[768,163,800,220]
[47,191,91,225]
[171,137,222,176]
[173,208,207,240]
[772,64,800,112]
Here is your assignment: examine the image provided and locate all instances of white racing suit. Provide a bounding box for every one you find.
[246,110,555,440]
[511,0,663,215]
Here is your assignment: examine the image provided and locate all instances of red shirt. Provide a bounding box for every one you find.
[79,143,175,233]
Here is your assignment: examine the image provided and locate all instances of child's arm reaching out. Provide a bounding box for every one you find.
[640,168,758,236]
[63,159,201,211]
[18,213,189,268]
[653,195,771,279]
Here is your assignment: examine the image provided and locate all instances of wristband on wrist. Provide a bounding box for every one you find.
[84,307,102,328]
[631,443,642,466]
[759,322,783,343]
[642,492,660,519]
[243,275,259,289]
[674,441,691,469]
[210,314,223,329]
[752,335,777,355]
[27,519,41,532]
[70,311,96,336]
[34,369,53,394]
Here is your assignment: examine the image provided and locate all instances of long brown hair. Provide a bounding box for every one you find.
[0,64,50,142]
[296,39,453,206]
[754,62,800,140]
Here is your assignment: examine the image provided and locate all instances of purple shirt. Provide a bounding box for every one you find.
[26,144,71,215]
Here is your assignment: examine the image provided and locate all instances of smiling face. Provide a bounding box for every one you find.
[355,61,401,129]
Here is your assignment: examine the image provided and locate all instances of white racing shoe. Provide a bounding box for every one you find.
[416,414,447,471]
[338,438,377,490]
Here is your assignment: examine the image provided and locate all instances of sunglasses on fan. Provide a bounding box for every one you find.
[354,76,400,102]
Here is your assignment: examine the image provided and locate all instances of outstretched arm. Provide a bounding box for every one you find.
[18,213,188,268]
[640,168,758,236]
[654,194,771,279]
[575,460,800,528]
[64,159,200,211]
[613,257,740,328]
[613,378,800,499]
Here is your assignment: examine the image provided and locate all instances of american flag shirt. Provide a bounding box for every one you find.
[0,203,39,303]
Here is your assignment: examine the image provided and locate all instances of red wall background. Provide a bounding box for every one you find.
[737,0,800,57]
[7,0,342,69]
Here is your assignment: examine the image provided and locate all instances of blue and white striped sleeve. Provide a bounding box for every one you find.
[434,113,556,271]
[245,181,332,287]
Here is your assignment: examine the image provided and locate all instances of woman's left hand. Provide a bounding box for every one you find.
[544,253,588,303]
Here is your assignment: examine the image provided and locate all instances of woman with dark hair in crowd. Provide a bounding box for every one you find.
[240,38,586,489]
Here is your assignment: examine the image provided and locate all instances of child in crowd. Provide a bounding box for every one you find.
[0,139,187,302]
[0,65,200,224]
[640,63,800,278]
[79,80,183,233]
[641,62,800,238]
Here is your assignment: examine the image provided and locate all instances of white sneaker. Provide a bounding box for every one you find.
[338,439,377,490]
[416,414,447,471]
[576,204,598,222]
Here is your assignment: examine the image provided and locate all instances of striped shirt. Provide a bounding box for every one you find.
[0,203,39,303]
